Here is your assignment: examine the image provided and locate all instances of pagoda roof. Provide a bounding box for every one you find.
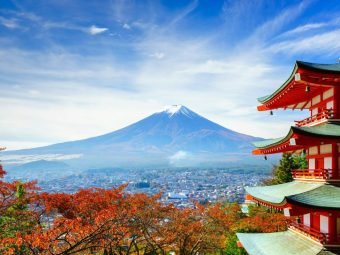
[288,184,340,209]
[257,61,340,111]
[296,122,340,137]
[245,181,322,206]
[246,182,340,209]
[252,136,287,149]
[237,230,324,255]
[297,61,340,73]
[253,122,340,155]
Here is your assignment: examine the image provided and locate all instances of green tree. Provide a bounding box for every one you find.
[225,234,247,255]
[264,152,307,185]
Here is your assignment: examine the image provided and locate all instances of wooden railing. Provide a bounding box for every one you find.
[295,109,333,127]
[289,220,327,243]
[288,219,340,245]
[292,169,332,180]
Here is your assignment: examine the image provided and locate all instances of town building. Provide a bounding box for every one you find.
[237,61,340,255]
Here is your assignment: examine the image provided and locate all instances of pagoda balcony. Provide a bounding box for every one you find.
[289,220,340,245]
[294,109,333,127]
[292,168,332,180]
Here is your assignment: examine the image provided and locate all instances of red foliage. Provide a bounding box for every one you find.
[0,164,287,255]
[236,206,287,233]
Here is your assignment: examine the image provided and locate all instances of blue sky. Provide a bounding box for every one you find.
[1,0,340,150]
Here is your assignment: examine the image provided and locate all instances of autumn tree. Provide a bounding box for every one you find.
[5,187,249,255]
[20,185,136,255]
[0,164,40,255]
[236,205,287,233]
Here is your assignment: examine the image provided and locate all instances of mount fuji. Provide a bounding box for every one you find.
[2,105,263,168]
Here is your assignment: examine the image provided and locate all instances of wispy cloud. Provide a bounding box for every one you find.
[122,23,130,29]
[149,52,165,59]
[1,10,110,36]
[268,29,340,55]
[169,150,191,166]
[0,16,19,28]
[88,25,108,35]
[281,22,326,36]
[168,0,198,27]
[1,154,83,165]
[245,1,308,45]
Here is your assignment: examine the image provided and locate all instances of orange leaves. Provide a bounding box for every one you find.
[236,206,287,233]
[0,164,6,178]
[17,186,138,254]
[0,165,286,255]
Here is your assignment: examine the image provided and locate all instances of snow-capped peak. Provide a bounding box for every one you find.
[165,104,183,114]
[162,105,195,118]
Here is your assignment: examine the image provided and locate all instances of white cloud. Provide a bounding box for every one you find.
[268,29,340,55]
[169,151,190,165]
[149,52,165,59]
[88,25,108,35]
[168,0,198,27]
[245,1,308,45]
[0,17,19,29]
[281,22,326,36]
[0,154,83,165]
[123,23,131,29]
[169,150,188,160]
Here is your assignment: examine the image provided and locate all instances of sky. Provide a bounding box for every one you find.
[1,0,340,150]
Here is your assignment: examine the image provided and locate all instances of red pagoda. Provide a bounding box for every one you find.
[237,61,340,255]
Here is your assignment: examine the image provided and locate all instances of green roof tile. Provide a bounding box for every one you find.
[298,61,340,73]
[288,184,340,209]
[293,122,340,137]
[253,123,340,149]
[237,230,323,255]
[252,137,287,148]
[245,181,323,204]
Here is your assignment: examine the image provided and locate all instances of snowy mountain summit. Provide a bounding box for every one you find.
[163,105,196,118]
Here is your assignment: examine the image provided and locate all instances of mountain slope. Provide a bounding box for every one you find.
[3,105,262,167]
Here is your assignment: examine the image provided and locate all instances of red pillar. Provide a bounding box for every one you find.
[332,143,338,179]
[328,213,337,244]
[334,87,340,119]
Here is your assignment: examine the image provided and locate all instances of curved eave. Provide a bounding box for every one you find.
[257,61,340,111]
[287,184,340,209]
[252,129,294,155]
[252,123,340,155]
[245,182,322,207]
